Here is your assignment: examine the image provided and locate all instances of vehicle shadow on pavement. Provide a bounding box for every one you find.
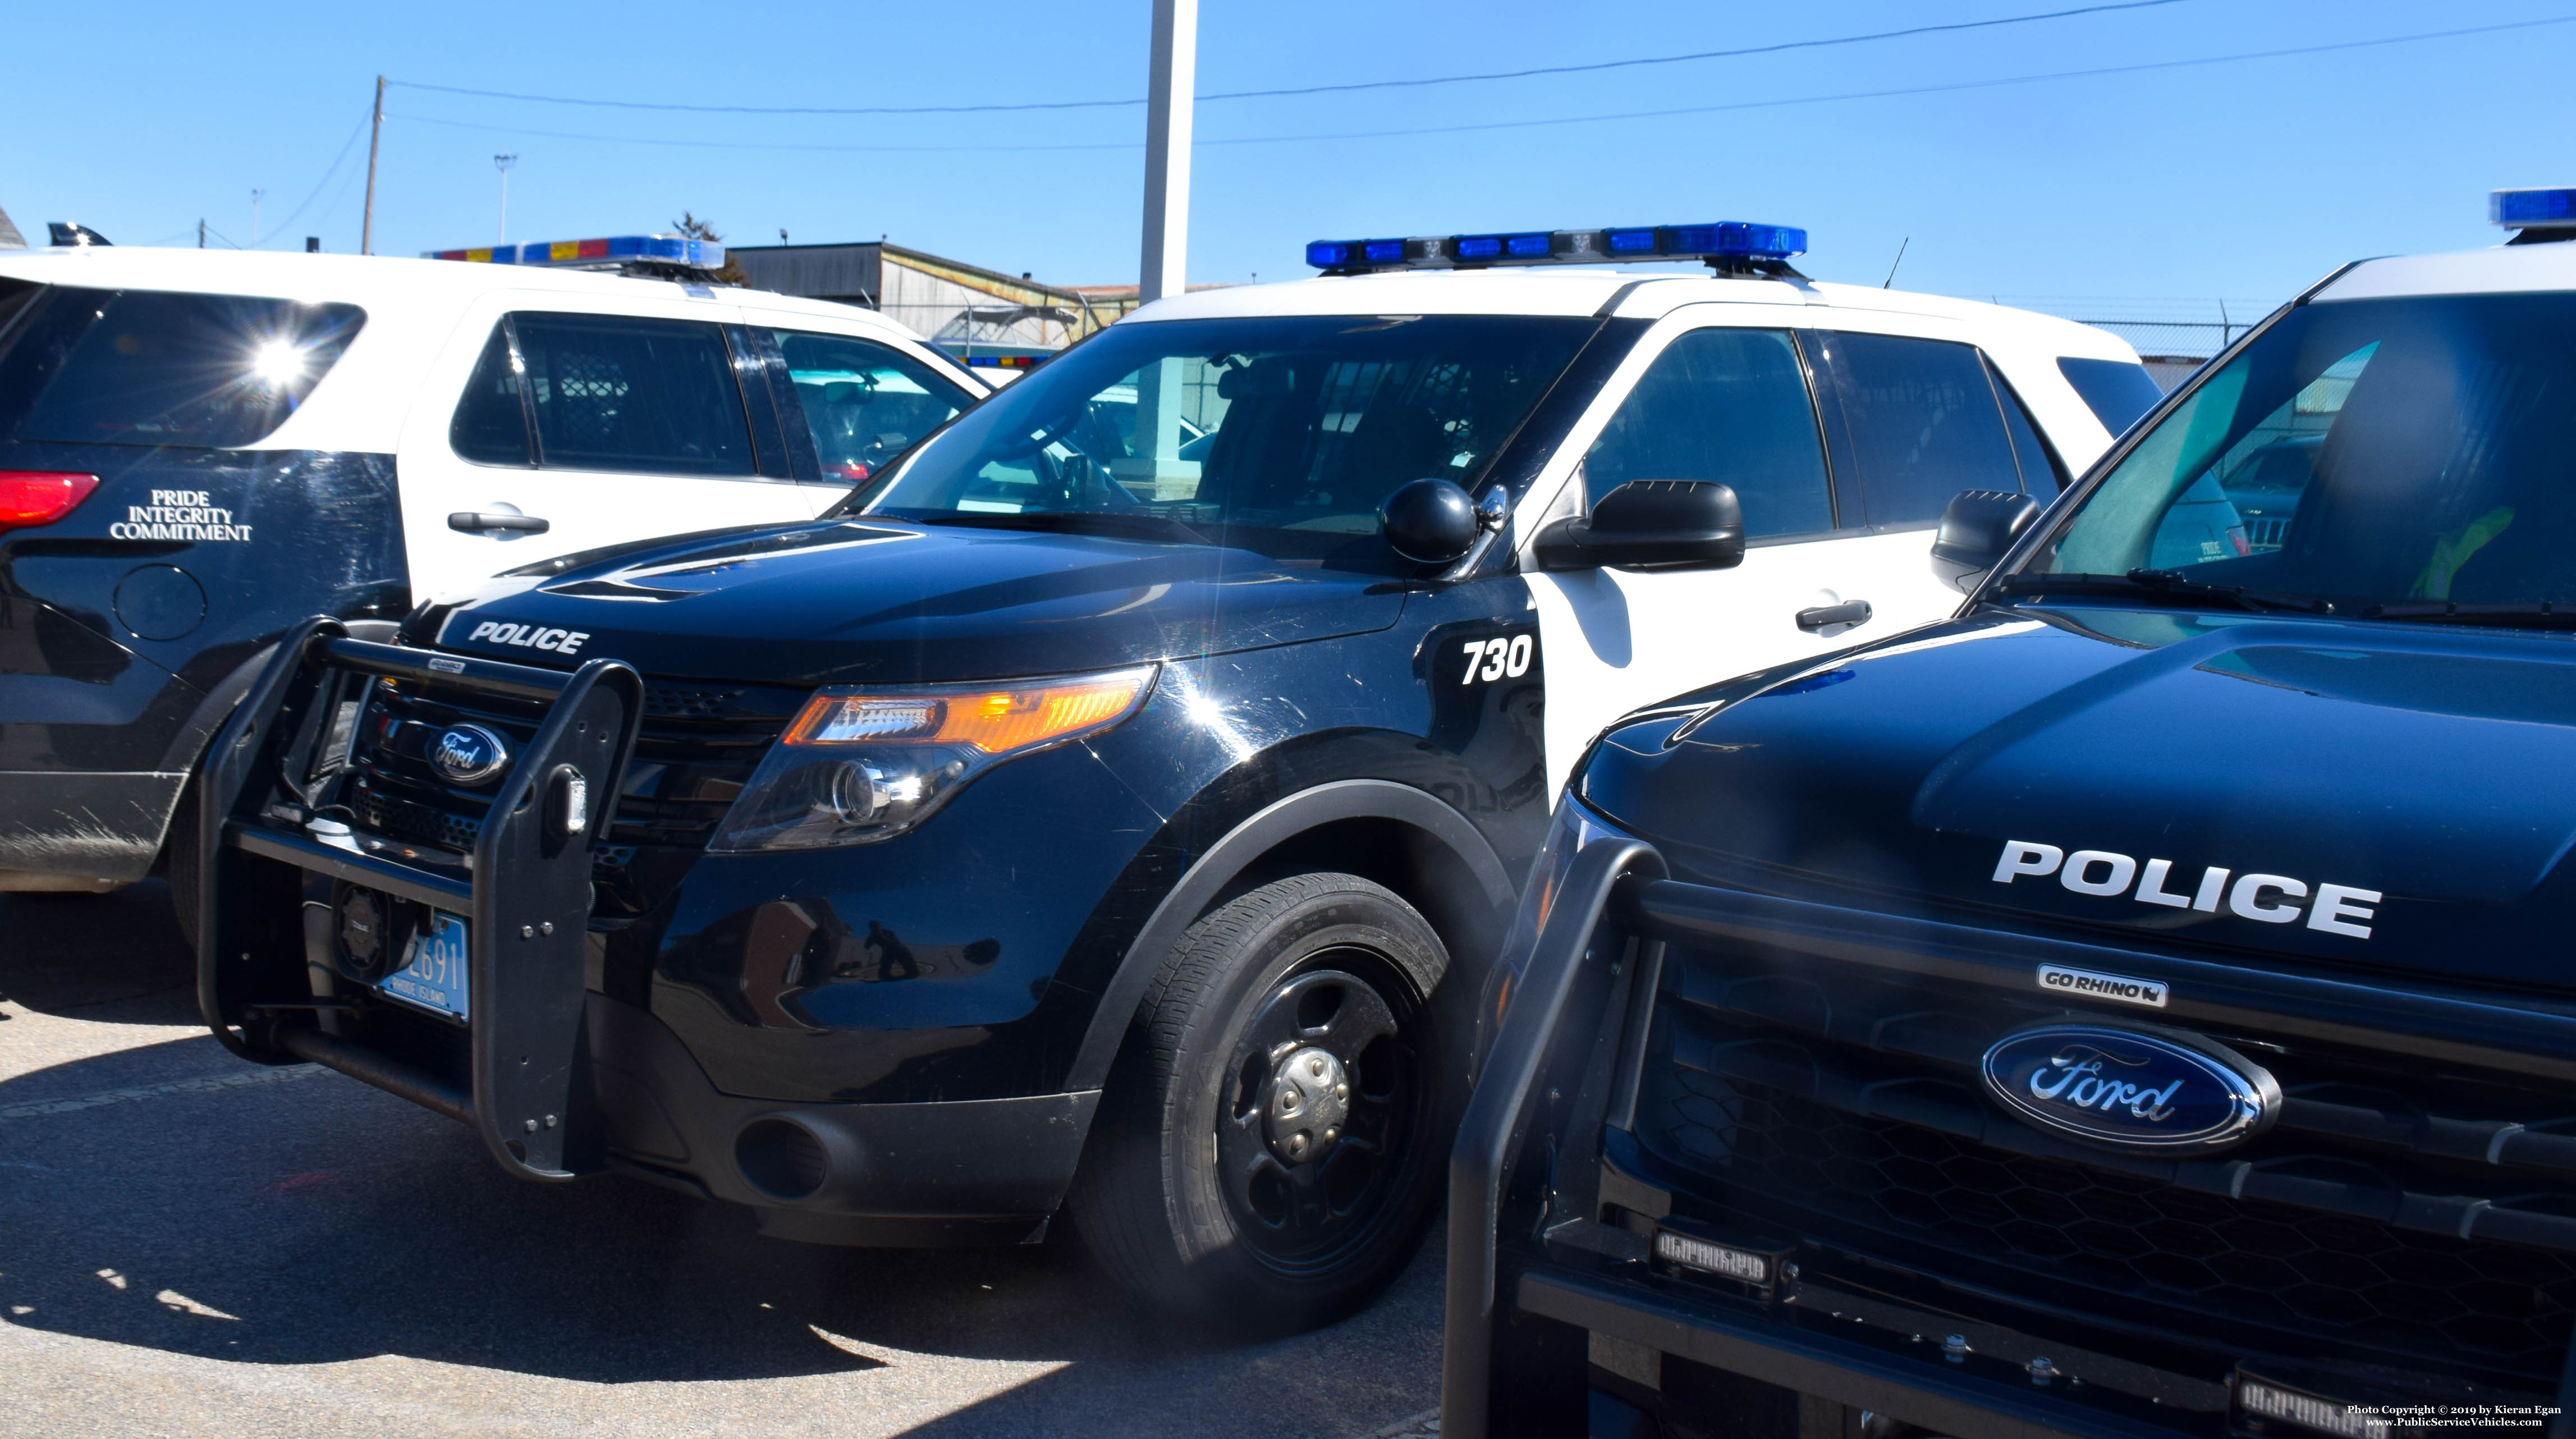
[0,883,202,1025]
[0,888,1443,1435]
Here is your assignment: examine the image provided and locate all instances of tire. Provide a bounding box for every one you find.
[1070,872,1459,1332]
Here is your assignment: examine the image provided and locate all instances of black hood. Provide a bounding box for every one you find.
[407,519,1405,685]
[1578,603,2576,992]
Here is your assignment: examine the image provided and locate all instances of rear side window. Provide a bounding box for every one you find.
[0,285,364,448]
[773,329,971,484]
[1813,332,2023,528]
[456,313,755,475]
[2057,356,2164,436]
[1584,327,1832,539]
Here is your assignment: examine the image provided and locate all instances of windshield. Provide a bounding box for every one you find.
[847,314,1596,562]
[2016,291,2576,617]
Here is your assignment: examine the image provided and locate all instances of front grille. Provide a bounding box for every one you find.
[1634,947,2576,1391]
[338,670,801,916]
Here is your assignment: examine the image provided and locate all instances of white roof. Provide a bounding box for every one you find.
[2313,240,2576,302]
[0,245,931,336]
[1122,266,2137,361]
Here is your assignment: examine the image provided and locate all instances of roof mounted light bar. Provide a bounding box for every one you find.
[423,234,727,276]
[1305,222,1807,278]
[2492,187,2576,245]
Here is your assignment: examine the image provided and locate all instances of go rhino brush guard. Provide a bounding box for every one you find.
[195,614,643,1182]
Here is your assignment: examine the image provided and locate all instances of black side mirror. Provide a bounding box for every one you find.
[1930,488,2043,594]
[1532,480,1745,573]
[1381,477,1480,564]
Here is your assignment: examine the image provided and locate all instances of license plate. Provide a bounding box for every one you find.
[379,913,470,1021]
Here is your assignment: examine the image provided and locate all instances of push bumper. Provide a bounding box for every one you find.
[198,617,1093,1236]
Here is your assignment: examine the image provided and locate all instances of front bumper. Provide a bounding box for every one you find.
[198,619,1094,1238]
[1445,803,2576,1438]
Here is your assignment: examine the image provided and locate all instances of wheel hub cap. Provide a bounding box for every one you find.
[1264,1045,1351,1163]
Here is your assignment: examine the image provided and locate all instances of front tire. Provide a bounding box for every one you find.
[1071,872,1455,1331]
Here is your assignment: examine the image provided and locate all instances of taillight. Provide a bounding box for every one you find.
[0,471,101,533]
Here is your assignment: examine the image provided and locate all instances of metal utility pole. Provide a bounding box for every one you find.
[251,189,264,249]
[1136,0,1195,305]
[494,154,518,244]
[361,75,385,255]
[198,218,206,249]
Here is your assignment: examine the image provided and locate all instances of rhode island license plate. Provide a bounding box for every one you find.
[379,913,470,1021]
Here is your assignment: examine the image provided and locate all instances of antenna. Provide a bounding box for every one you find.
[1882,236,1910,289]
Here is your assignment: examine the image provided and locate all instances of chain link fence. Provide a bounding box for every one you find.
[1995,297,2280,391]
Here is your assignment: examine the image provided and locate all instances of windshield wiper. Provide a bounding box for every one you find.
[2362,601,2576,629]
[910,511,1212,546]
[1991,569,2332,615]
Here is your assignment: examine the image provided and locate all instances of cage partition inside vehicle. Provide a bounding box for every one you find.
[195,615,642,1182]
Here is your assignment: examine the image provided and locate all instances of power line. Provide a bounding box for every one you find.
[387,0,2197,118]
[250,104,374,247]
[383,15,2576,157]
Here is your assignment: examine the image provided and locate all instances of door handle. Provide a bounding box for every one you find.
[1795,599,1873,634]
[448,511,551,535]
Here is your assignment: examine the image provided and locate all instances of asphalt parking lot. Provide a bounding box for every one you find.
[0,883,1443,1439]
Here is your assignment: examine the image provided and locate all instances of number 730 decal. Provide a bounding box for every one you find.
[1460,634,1534,684]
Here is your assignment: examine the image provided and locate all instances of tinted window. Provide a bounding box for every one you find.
[855,314,1593,565]
[774,330,973,484]
[1819,332,2020,528]
[2057,356,2164,436]
[1584,327,1830,539]
[1990,363,2066,493]
[449,326,531,466]
[2037,292,2576,608]
[509,313,753,475]
[0,286,364,447]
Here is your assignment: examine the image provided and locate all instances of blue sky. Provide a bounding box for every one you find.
[6,0,2569,318]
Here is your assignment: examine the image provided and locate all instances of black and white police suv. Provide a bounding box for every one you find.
[0,234,981,905]
[192,221,2151,1326]
[1447,193,2576,1437]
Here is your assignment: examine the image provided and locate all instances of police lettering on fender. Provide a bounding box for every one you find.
[1991,838,2382,938]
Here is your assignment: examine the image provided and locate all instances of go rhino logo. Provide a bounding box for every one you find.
[1993,839,2382,940]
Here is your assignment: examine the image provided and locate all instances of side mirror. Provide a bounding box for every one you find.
[1930,489,2043,594]
[1532,480,1745,573]
[1381,477,1480,564]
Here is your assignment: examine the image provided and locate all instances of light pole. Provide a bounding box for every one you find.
[1129,0,1198,499]
[494,154,519,246]
[1137,0,1195,305]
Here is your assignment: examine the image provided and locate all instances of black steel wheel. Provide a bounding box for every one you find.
[1071,872,1457,1330]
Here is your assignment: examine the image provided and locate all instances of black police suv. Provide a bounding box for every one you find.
[1446,226,2576,1435]
[190,230,2140,1327]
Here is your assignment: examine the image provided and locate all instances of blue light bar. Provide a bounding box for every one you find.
[2492,187,2576,229]
[1304,222,1808,276]
[422,234,727,271]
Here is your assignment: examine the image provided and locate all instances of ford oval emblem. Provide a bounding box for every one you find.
[428,723,511,787]
[1980,1024,2279,1154]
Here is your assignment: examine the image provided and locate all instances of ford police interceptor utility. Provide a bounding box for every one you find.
[0,236,980,909]
[1446,193,2576,1436]
[190,221,2152,1327]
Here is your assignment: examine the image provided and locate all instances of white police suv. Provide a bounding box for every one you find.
[193,220,2162,1328]
[0,235,982,906]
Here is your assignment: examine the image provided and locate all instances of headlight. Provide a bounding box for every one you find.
[708,664,1157,852]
